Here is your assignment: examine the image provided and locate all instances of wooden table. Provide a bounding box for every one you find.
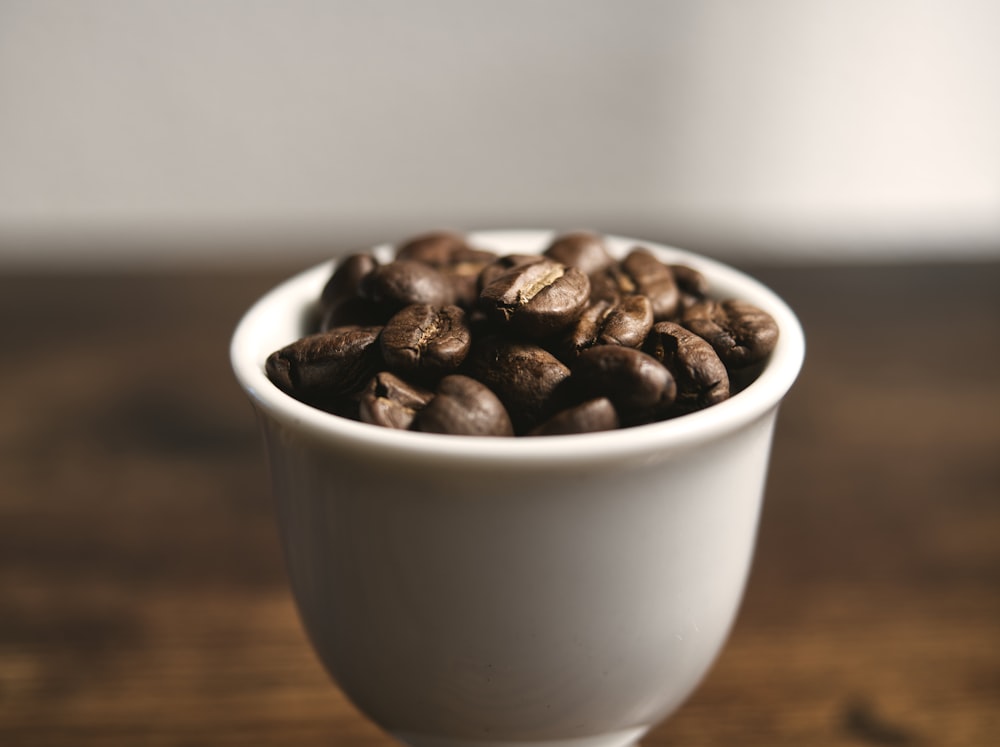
[1,261,998,746]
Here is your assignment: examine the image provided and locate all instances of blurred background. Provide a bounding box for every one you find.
[1,0,998,267]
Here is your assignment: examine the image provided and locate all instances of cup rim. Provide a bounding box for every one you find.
[231,230,805,466]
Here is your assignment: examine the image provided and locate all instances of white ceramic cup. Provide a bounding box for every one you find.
[231,231,805,747]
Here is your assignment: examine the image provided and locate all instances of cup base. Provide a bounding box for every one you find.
[393,725,647,747]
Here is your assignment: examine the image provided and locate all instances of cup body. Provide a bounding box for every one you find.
[231,231,805,747]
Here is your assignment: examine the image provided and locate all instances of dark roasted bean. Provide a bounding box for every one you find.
[645,321,729,412]
[620,248,679,320]
[358,371,434,430]
[320,296,387,331]
[442,247,499,309]
[571,346,676,419]
[528,398,619,436]
[670,263,709,309]
[598,295,654,348]
[590,250,680,320]
[317,253,382,331]
[320,253,379,312]
[380,304,472,379]
[465,336,571,433]
[265,326,383,405]
[588,265,628,306]
[413,375,514,437]
[360,260,456,312]
[682,300,779,369]
[479,258,590,338]
[477,254,547,295]
[268,230,781,434]
[395,232,497,309]
[562,300,613,358]
[560,295,654,358]
[395,231,469,264]
[544,231,615,275]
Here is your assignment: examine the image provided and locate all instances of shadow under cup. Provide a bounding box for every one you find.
[230,231,805,747]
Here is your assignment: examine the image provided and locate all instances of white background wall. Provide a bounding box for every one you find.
[1,0,998,267]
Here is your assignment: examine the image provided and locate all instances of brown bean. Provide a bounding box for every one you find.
[479,258,590,338]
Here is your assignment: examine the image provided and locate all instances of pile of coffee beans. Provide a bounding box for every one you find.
[266,231,778,437]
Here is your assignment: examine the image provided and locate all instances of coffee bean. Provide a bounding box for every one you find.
[320,296,387,331]
[360,259,456,312]
[316,253,384,331]
[620,248,679,320]
[589,250,680,321]
[598,295,654,348]
[544,231,615,275]
[395,232,497,308]
[528,398,619,436]
[562,300,613,357]
[358,371,434,430]
[571,346,676,419]
[395,231,469,264]
[588,265,628,306]
[480,258,590,338]
[380,304,472,379]
[670,263,709,310]
[645,321,729,412]
[265,326,383,405]
[682,300,779,369]
[320,253,379,312]
[268,230,781,435]
[465,336,571,433]
[561,295,654,358]
[477,254,547,296]
[413,375,514,437]
[442,247,500,310]
[395,232,496,272]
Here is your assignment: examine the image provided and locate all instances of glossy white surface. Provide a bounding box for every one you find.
[231,231,805,747]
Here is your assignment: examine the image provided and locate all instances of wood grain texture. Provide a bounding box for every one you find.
[1,262,998,746]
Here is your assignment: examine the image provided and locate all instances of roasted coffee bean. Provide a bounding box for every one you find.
[561,295,654,358]
[601,295,655,347]
[446,260,495,309]
[320,296,387,331]
[528,398,619,436]
[395,231,469,264]
[477,254,547,294]
[360,259,456,312]
[395,231,496,273]
[590,250,680,320]
[670,263,709,309]
[395,232,497,308]
[588,265,628,306]
[645,321,729,412]
[316,253,383,331]
[269,230,781,435]
[380,304,472,379]
[413,375,514,437]
[358,371,434,430]
[266,326,383,404]
[682,300,779,369]
[441,248,499,309]
[480,258,590,338]
[571,346,676,419]
[544,231,615,275]
[595,296,653,348]
[563,300,614,357]
[466,336,571,433]
[620,248,680,320]
[320,253,379,311]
